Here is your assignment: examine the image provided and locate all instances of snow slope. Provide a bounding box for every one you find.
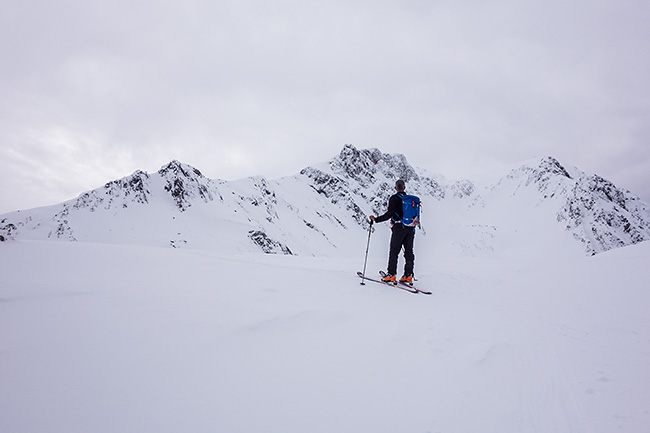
[2,145,650,256]
[1,238,649,433]
[2,145,650,432]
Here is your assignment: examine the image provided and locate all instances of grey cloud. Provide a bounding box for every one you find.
[1,0,649,213]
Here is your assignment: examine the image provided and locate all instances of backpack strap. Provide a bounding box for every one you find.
[392,192,406,224]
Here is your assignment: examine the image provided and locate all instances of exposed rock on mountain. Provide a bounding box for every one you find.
[559,174,650,254]
[158,160,219,211]
[248,230,293,255]
[492,156,650,254]
[301,144,447,229]
[73,170,151,212]
[1,145,648,256]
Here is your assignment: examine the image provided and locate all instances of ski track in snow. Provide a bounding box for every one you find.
[1,240,650,433]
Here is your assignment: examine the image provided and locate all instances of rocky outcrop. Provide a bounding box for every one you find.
[495,156,650,254]
[158,160,219,211]
[248,230,293,255]
[0,219,17,241]
[0,146,648,256]
[559,174,650,254]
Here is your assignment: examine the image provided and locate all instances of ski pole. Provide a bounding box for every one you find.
[360,220,373,285]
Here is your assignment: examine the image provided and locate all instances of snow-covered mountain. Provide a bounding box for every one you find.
[3,146,650,433]
[486,156,650,254]
[1,144,649,255]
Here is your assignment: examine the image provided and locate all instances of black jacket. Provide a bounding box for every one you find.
[374,193,403,223]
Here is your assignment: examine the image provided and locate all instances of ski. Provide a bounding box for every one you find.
[379,270,431,295]
[357,271,418,294]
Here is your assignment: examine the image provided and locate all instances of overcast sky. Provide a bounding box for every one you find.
[2,0,649,214]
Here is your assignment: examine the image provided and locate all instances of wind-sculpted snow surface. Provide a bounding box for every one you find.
[0,145,649,255]
[1,240,649,433]
[2,148,650,431]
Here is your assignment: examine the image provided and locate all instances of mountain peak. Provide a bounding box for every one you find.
[158,160,205,179]
[536,156,572,179]
[511,156,572,179]
[496,156,574,195]
[330,144,419,186]
[2,147,649,256]
[156,160,215,211]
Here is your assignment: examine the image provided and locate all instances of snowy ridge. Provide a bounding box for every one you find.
[71,161,219,213]
[157,161,220,210]
[1,145,649,255]
[489,156,650,254]
[560,174,650,254]
[300,145,448,228]
[73,169,152,212]
[3,148,649,433]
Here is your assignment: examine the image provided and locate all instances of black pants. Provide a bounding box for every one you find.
[387,224,415,276]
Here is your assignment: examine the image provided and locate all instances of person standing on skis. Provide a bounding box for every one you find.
[369,179,418,285]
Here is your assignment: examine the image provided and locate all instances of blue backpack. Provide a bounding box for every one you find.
[398,193,421,228]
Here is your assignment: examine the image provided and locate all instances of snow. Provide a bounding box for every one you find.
[3,146,650,257]
[2,237,649,433]
[2,146,650,431]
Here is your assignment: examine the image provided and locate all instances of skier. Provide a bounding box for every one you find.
[369,179,417,285]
